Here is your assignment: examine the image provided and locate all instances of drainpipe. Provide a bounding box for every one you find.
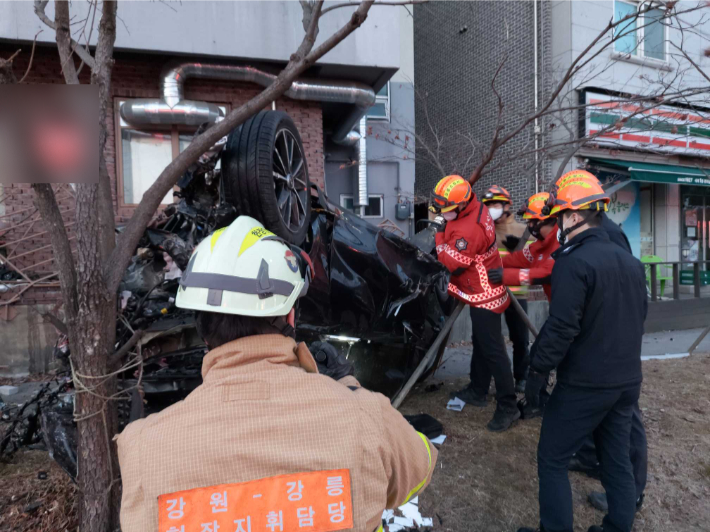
[534,0,540,194]
[356,116,369,213]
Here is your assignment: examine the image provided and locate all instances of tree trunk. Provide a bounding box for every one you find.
[73,181,120,531]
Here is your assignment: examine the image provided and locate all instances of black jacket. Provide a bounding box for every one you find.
[602,213,632,254]
[529,228,647,388]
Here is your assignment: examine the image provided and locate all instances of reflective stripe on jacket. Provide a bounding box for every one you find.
[116,335,437,532]
[435,197,510,314]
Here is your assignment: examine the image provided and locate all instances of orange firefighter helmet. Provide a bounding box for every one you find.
[482,185,512,204]
[518,192,553,220]
[430,175,473,213]
[546,170,609,216]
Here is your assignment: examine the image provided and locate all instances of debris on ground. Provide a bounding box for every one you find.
[430,434,446,445]
[382,497,433,531]
[0,385,19,396]
[446,397,465,411]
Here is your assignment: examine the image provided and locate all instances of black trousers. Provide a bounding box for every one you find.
[575,402,648,500]
[469,305,517,411]
[504,297,530,381]
[538,382,641,532]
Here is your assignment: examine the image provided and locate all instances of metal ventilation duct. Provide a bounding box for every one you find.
[356,115,369,208]
[120,62,376,145]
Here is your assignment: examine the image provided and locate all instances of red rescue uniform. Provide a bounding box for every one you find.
[502,229,559,302]
[435,197,510,313]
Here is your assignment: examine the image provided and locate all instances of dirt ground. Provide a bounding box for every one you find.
[0,450,77,531]
[400,352,710,532]
[1,353,709,532]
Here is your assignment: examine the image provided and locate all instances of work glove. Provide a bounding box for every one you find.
[524,369,548,408]
[503,235,520,251]
[433,215,447,233]
[487,268,503,284]
[309,341,355,381]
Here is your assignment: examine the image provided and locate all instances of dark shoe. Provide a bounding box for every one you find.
[588,491,644,513]
[449,386,487,407]
[636,493,644,511]
[587,491,608,512]
[568,456,601,479]
[517,397,543,419]
[487,407,520,432]
[515,379,527,393]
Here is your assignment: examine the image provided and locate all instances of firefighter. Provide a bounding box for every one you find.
[482,185,533,392]
[116,216,437,532]
[489,192,559,303]
[489,192,558,421]
[517,170,647,532]
[431,176,519,432]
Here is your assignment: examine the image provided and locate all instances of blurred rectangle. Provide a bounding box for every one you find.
[0,85,98,184]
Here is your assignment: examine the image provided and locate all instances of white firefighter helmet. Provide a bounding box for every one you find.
[175,216,309,317]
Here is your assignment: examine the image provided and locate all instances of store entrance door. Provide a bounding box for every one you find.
[681,187,710,285]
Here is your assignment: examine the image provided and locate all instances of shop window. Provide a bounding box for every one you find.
[366,83,390,121]
[613,1,666,61]
[340,194,384,218]
[116,100,227,205]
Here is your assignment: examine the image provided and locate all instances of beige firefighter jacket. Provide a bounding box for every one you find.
[116,334,437,532]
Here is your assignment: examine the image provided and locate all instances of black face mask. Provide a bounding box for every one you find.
[557,213,588,245]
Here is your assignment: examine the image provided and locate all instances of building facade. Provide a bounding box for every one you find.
[549,0,710,275]
[413,0,552,209]
[0,1,415,374]
[414,0,710,276]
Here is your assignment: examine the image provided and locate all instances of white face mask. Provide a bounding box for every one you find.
[557,228,563,244]
[488,207,504,221]
[442,211,458,221]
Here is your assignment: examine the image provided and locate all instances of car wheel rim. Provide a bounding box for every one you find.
[273,128,308,233]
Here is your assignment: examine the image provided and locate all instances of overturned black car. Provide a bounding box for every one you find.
[40,111,452,479]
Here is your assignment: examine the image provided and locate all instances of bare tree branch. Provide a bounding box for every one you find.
[91,0,118,263]
[18,31,42,83]
[34,0,96,70]
[320,0,428,16]
[54,0,80,84]
[31,184,78,321]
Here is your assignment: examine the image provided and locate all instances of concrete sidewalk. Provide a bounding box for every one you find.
[433,328,710,381]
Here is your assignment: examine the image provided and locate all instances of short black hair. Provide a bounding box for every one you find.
[194,311,281,349]
[581,209,603,228]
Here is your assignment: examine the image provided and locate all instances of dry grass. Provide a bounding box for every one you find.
[400,353,710,532]
[0,450,77,532]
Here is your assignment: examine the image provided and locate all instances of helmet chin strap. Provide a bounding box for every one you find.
[558,213,587,245]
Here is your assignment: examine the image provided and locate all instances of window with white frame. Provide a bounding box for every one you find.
[340,194,384,218]
[116,100,228,205]
[614,1,666,61]
[366,83,390,121]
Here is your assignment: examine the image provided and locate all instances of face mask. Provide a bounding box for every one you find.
[488,207,504,221]
[442,211,458,221]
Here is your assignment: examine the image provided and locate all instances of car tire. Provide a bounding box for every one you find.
[222,110,311,245]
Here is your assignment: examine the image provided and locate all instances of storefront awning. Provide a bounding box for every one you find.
[591,158,710,186]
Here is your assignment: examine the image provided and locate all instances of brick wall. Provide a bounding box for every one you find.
[413,0,552,208]
[0,44,324,305]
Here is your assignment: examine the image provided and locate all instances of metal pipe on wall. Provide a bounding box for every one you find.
[534,0,540,194]
[356,116,369,211]
[120,62,376,146]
